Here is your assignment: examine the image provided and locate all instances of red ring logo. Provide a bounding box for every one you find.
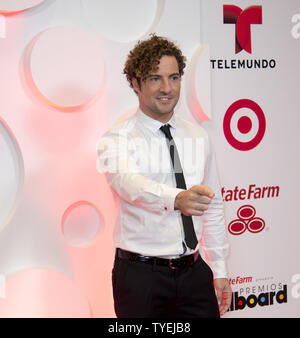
[223,99,266,151]
[228,205,265,235]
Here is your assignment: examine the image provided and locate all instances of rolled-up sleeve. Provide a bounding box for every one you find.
[96,132,183,214]
[200,138,229,279]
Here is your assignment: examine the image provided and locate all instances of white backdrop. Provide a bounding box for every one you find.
[201,0,300,317]
[0,0,299,318]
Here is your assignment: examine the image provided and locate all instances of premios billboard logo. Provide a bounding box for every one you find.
[228,274,300,313]
[228,279,287,312]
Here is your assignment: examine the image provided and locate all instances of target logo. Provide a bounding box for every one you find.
[223,99,266,151]
[228,205,265,235]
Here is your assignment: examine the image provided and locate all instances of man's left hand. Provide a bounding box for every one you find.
[214,278,232,316]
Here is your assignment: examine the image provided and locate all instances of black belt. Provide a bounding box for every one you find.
[116,248,199,270]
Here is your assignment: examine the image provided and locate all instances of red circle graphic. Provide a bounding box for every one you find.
[223,99,266,151]
[247,217,265,233]
[237,116,252,134]
[237,205,256,220]
[228,219,247,235]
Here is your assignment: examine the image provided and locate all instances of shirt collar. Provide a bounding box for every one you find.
[136,108,177,134]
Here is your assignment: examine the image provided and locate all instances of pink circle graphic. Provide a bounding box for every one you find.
[223,99,266,151]
[0,269,92,317]
[24,26,105,111]
[0,0,45,13]
[61,201,104,247]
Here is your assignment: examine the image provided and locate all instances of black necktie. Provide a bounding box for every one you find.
[160,124,198,250]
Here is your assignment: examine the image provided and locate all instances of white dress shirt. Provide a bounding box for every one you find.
[96,109,229,278]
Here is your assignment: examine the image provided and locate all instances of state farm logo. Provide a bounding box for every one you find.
[228,205,265,235]
[223,99,266,151]
[223,5,262,54]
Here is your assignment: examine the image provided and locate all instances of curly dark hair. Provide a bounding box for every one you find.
[123,34,186,91]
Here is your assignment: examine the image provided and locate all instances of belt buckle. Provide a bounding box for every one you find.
[168,259,177,270]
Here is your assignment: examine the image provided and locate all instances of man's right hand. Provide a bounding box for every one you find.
[174,185,215,216]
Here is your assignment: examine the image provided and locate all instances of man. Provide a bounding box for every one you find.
[97,34,231,318]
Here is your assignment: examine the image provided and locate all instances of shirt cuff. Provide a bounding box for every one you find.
[209,260,228,279]
[161,187,185,213]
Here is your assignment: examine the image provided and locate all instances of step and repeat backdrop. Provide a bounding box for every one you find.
[0,0,299,317]
[200,0,300,317]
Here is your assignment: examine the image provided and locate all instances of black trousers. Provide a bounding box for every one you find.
[112,252,220,318]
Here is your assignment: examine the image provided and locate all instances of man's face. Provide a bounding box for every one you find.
[132,55,181,122]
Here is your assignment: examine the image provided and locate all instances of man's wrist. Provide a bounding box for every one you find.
[162,187,184,213]
[174,193,180,210]
[174,190,185,211]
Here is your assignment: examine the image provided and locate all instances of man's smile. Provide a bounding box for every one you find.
[156,96,173,103]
